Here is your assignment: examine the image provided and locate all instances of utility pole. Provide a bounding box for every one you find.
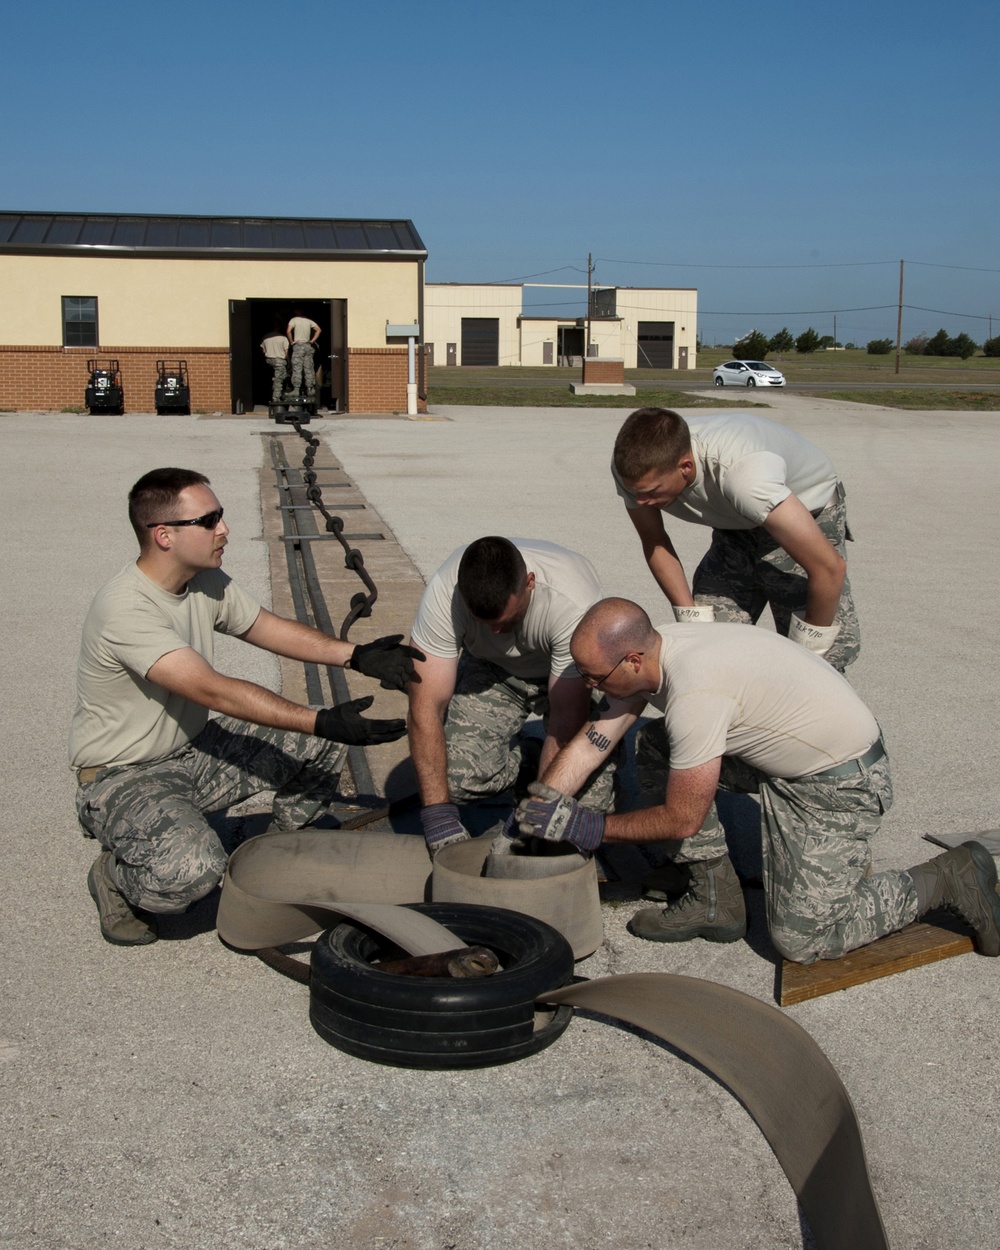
[586,252,593,359]
[894,259,904,375]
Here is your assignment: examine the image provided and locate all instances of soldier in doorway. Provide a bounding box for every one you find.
[261,320,290,403]
[286,305,321,400]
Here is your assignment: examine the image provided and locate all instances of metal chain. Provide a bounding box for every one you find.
[286,419,378,640]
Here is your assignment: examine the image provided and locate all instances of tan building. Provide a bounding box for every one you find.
[427,283,698,369]
[422,283,522,367]
[0,211,427,413]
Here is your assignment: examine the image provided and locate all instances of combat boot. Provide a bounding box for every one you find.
[906,840,1000,956]
[87,852,158,946]
[628,854,746,944]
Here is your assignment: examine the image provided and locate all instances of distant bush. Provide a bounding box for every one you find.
[924,328,978,359]
[949,333,978,359]
[983,335,1000,357]
[904,334,929,354]
[866,339,894,355]
[769,328,794,353]
[733,330,770,360]
[796,327,821,353]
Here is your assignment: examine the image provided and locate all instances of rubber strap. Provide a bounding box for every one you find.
[218,832,888,1250]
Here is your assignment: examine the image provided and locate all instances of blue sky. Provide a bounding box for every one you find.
[5,0,997,346]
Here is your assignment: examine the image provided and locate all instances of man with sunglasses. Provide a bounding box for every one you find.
[407,536,618,856]
[512,597,1000,964]
[70,467,422,947]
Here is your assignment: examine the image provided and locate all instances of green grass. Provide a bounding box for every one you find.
[429,384,759,409]
[823,389,1000,410]
[427,353,1000,410]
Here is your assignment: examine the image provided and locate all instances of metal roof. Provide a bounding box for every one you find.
[0,212,426,259]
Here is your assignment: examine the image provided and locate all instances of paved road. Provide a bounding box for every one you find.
[2,398,998,1250]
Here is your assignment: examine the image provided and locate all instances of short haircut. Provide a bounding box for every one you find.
[572,597,657,664]
[457,537,527,619]
[128,468,210,545]
[613,408,692,482]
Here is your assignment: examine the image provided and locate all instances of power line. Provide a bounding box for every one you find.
[594,257,898,271]
[698,305,897,317]
[908,261,1000,274]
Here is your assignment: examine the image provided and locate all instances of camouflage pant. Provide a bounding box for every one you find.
[445,653,618,811]
[76,717,347,914]
[289,342,315,397]
[692,482,860,671]
[267,357,288,402]
[636,720,918,963]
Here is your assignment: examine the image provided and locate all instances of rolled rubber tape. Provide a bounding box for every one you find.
[432,837,603,958]
[218,828,603,958]
[217,829,434,949]
[219,836,887,1250]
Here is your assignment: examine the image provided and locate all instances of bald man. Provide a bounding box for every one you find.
[512,597,1000,965]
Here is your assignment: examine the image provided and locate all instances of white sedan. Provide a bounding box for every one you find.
[712,360,786,388]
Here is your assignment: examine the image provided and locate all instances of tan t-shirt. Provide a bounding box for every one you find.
[643,622,879,777]
[69,563,261,770]
[411,539,603,680]
[262,333,289,360]
[612,412,838,529]
[287,317,319,344]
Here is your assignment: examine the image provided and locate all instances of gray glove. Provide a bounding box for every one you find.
[514,782,605,852]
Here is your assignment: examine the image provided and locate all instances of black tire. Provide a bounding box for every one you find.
[309,902,575,1069]
[714,375,724,387]
[746,377,756,388]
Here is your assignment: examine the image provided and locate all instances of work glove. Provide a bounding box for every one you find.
[673,604,715,623]
[349,635,426,691]
[514,782,605,852]
[314,697,406,746]
[420,803,470,855]
[788,613,839,659]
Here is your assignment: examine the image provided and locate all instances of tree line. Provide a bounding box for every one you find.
[727,328,999,359]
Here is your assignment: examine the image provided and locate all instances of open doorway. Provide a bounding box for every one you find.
[229,297,348,413]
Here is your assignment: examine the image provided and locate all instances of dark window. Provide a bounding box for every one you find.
[62,296,98,347]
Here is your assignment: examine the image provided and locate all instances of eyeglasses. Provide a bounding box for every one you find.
[580,651,643,688]
[147,508,224,530]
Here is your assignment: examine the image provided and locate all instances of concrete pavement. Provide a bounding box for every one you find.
[1,397,998,1250]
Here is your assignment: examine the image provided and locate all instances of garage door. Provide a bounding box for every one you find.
[461,317,499,366]
[636,321,674,368]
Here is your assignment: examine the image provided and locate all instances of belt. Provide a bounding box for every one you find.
[805,738,885,782]
[77,765,108,787]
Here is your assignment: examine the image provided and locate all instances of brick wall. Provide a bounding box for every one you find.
[347,347,428,414]
[0,345,230,412]
[582,357,625,385]
[0,344,431,415]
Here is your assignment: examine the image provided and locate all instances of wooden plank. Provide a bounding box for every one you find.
[922,829,1000,855]
[779,912,975,1006]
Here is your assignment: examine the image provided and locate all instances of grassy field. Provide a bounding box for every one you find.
[428,349,1000,410]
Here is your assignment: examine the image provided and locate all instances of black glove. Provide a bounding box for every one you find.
[349,635,426,691]
[314,697,406,746]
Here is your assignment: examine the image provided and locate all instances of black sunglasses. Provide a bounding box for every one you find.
[147,508,224,530]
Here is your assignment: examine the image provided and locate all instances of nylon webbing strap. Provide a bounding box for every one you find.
[541,975,889,1250]
[217,835,888,1250]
